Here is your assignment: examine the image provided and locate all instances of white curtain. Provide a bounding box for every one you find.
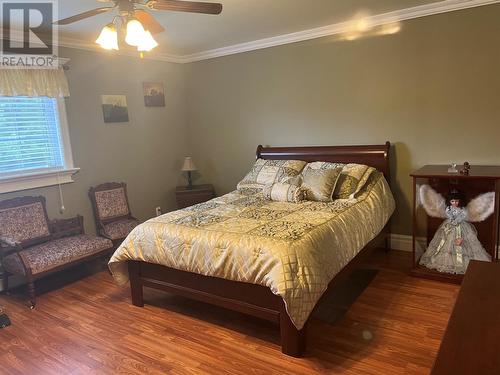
[0,68,70,98]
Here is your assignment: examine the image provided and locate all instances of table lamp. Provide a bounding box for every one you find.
[181,157,197,189]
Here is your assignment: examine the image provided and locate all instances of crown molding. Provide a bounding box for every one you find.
[3,0,499,64]
[180,0,500,63]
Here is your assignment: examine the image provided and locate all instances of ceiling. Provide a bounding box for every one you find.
[55,0,444,55]
[6,0,498,61]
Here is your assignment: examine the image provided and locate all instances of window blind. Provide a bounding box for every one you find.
[0,96,64,176]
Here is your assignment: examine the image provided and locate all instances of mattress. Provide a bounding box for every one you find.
[109,172,395,329]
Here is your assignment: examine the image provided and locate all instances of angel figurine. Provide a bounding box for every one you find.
[418,186,494,274]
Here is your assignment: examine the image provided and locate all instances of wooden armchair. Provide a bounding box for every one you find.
[0,196,113,308]
[88,182,139,246]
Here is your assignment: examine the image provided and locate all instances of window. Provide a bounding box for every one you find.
[0,96,77,193]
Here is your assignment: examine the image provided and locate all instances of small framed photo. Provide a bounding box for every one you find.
[101,95,129,123]
[143,82,165,107]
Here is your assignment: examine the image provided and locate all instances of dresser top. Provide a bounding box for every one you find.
[411,165,500,179]
[176,184,214,193]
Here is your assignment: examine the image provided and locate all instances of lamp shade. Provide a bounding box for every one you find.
[181,157,197,172]
[96,24,119,50]
[137,31,159,52]
[125,19,146,47]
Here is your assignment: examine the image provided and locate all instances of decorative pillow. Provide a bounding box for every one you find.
[301,167,343,202]
[237,159,307,192]
[262,183,307,203]
[334,163,376,199]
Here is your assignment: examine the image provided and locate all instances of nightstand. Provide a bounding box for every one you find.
[175,184,216,209]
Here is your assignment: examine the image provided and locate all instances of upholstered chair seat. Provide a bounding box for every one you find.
[102,218,140,241]
[2,235,112,275]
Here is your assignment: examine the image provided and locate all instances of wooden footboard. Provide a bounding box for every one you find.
[128,259,305,356]
[127,230,387,357]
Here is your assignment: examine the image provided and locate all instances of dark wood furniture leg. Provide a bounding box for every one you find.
[27,279,36,309]
[279,303,305,357]
[129,261,144,307]
[2,270,8,292]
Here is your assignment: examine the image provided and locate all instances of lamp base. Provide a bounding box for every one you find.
[186,171,193,189]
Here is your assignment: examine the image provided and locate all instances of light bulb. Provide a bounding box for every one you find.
[125,19,146,47]
[95,23,118,50]
[137,31,159,52]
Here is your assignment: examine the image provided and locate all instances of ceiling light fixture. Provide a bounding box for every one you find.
[57,0,222,57]
[95,16,159,55]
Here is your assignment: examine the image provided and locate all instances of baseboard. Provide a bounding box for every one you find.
[390,234,426,252]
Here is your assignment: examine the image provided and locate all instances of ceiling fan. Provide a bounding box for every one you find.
[54,0,223,53]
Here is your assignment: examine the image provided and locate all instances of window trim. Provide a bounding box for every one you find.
[0,97,79,194]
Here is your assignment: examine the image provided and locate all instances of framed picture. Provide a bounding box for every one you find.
[143,82,165,107]
[101,95,129,123]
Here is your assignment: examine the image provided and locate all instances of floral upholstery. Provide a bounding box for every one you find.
[0,202,50,244]
[94,188,130,220]
[2,235,113,275]
[102,218,139,240]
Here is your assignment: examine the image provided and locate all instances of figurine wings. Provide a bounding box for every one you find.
[419,185,495,222]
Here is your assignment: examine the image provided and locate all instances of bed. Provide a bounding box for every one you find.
[109,142,395,357]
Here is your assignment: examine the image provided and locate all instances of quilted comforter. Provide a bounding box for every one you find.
[109,172,395,329]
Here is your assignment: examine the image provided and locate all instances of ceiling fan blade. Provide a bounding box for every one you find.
[135,10,165,34]
[54,7,115,25]
[148,0,222,15]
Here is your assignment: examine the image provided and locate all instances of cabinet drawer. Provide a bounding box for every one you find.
[176,191,215,209]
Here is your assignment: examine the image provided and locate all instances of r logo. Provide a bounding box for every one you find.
[1,1,54,55]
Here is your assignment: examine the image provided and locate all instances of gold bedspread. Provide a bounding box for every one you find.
[109,173,395,329]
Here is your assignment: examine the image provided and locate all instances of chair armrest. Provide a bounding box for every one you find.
[50,215,84,239]
[0,235,23,257]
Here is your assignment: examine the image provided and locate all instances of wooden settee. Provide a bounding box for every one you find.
[0,196,113,308]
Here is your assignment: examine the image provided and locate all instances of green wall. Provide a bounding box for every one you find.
[185,4,500,235]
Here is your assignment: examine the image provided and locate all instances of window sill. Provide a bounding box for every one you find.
[0,168,80,194]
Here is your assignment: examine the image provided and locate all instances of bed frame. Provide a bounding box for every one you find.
[128,142,392,357]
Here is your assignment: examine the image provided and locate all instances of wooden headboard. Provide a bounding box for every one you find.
[256,142,391,181]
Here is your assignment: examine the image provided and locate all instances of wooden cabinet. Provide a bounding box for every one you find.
[175,184,215,209]
[431,261,500,375]
[410,165,500,284]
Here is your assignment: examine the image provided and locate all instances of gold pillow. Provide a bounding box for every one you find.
[334,163,376,199]
[262,183,307,203]
[237,159,307,192]
[301,167,342,202]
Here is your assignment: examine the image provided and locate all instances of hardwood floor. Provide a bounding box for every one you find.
[0,250,459,375]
